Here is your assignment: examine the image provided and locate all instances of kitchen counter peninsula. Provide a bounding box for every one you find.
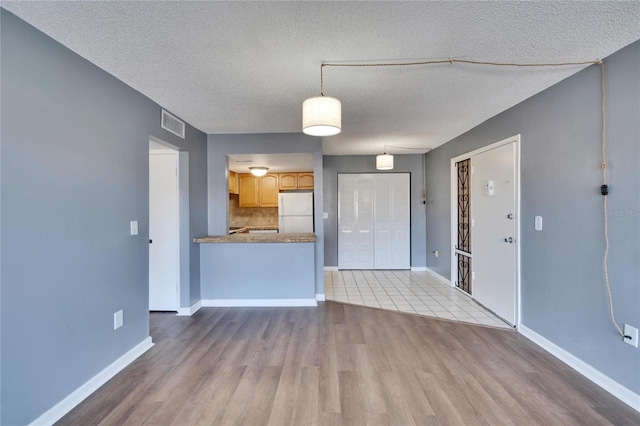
[196,232,317,307]
[194,233,315,243]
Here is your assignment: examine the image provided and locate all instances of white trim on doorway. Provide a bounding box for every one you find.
[450,134,521,328]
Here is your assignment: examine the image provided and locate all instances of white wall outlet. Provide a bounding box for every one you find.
[114,310,124,330]
[323,212,329,219]
[535,216,543,231]
[130,221,138,235]
[623,324,638,348]
[432,250,439,258]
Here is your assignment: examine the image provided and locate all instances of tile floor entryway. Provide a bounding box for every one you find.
[325,270,512,329]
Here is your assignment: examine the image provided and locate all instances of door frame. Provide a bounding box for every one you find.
[449,134,521,327]
[149,137,190,313]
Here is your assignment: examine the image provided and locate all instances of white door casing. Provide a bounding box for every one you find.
[149,152,179,311]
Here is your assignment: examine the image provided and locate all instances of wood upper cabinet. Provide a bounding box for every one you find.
[297,172,314,189]
[238,174,259,207]
[228,171,239,194]
[238,173,279,207]
[259,174,279,207]
[278,172,314,190]
[279,173,298,190]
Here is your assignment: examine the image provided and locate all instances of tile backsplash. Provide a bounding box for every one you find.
[229,194,278,227]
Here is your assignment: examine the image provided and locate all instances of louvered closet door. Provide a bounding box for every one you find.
[339,173,410,270]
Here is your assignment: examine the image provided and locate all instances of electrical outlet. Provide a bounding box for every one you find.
[624,324,638,348]
[130,221,138,235]
[114,310,124,330]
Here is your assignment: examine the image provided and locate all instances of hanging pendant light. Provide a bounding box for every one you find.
[302,64,341,136]
[302,96,341,136]
[376,153,394,170]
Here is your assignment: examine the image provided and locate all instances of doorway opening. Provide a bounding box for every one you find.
[450,135,521,327]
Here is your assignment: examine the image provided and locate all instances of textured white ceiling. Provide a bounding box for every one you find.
[228,153,313,174]
[3,1,639,155]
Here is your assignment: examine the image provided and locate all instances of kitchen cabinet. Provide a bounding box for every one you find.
[260,174,279,207]
[239,174,259,207]
[278,172,314,190]
[238,173,279,207]
[297,172,314,189]
[279,173,298,190]
[228,171,238,194]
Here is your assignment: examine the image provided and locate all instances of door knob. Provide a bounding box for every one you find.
[507,214,514,219]
[149,239,153,244]
[504,237,513,243]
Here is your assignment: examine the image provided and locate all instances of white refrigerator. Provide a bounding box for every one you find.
[278,192,314,233]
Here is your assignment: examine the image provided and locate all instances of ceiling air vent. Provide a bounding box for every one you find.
[161,109,185,139]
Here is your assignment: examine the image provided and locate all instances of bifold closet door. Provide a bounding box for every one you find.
[338,174,374,269]
[338,173,410,269]
[374,173,410,269]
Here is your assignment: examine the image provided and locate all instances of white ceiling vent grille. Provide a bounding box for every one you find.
[161,109,185,139]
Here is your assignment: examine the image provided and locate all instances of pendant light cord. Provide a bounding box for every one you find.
[317,56,625,338]
[598,61,625,338]
[319,58,597,95]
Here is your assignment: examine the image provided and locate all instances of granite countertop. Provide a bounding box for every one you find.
[229,225,279,234]
[194,233,315,243]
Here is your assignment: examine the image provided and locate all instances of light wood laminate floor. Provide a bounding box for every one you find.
[57,303,638,425]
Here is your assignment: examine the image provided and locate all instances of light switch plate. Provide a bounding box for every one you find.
[323,212,329,219]
[114,310,124,330]
[130,221,138,235]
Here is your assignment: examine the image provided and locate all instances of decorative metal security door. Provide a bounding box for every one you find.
[455,158,472,294]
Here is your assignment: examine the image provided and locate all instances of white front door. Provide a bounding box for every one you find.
[149,152,179,311]
[472,142,517,325]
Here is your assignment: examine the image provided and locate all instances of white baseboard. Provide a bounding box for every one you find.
[29,337,154,426]
[410,266,427,271]
[425,267,453,287]
[201,299,318,307]
[324,266,339,271]
[176,300,202,316]
[519,324,640,412]
[316,294,325,302]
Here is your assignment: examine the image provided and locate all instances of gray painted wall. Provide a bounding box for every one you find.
[424,40,639,393]
[200,243,316,299]
[0,11,207,425]
[323,155,427,268]
[206,133,325,295]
